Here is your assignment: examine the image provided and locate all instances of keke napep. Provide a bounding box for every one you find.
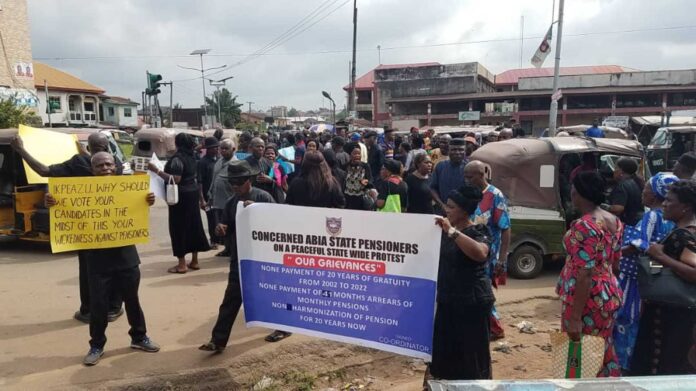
[0,126,82,243]
[470,136,645,279]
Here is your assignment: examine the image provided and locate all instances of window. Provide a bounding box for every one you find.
[566,95,612,109]
[68,100,76,111]
[84,102,95,112]
[669,92,696,107]
[48,96,62,112]
[519,97,551,111]
[616,94,660,108]
[108,107,115,116]
[124,108,132,117]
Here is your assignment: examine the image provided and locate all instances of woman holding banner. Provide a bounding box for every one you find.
[430,184,493,380]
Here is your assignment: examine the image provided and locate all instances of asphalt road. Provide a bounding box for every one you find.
[0,203,559,390]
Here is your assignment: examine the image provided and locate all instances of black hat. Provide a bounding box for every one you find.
[364,130,378,139]
[227,160,260,179]
[450,138,466,146]
[204,137,220,149]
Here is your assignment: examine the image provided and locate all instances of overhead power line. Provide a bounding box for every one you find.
[33,23,696,64]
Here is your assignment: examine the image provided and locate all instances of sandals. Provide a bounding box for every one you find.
[264,330,292,343]
[167,266,187,274]
[199,341,225,353]
[187,263,201,271]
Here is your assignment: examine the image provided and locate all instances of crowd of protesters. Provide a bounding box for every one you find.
[182,125,518,382]
[13,122,696,379]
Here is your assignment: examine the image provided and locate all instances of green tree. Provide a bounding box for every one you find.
[206,88,242,128]
[336,108,348,121]
[287,107,299,117]
[0,98,33,128]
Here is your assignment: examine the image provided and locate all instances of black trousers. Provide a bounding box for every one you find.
[78,251,123,315]
[211,262,243,347]
[89,266,147,349]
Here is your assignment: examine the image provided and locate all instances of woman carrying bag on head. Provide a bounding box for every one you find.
[631,180,696,375]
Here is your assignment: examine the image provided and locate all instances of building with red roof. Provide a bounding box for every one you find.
[346,61,696,134]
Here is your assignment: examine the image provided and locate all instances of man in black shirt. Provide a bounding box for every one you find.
[11,132,123,323]
[199,160,275,353]
[245,137,281,201]
[608,157,643,226]
[45,152,160,366]
[365,130,385,179]
[198,137,220,248]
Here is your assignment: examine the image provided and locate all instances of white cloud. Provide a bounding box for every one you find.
[26,0,696,110]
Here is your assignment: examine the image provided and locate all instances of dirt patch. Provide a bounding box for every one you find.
[94,297,560,391]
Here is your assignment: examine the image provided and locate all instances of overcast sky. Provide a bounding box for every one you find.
[27,0,696,111]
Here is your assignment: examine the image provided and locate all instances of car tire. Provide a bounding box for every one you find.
[508,245,544,280]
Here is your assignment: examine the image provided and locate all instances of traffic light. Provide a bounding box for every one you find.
[146,71,163,95]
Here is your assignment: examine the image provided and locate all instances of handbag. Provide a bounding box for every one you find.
[166,175,179,206]
[637,228,696,308]
[637,254,696,308]
[550,332,604,379]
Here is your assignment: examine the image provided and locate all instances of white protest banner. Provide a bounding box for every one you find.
[237,203,441,360]
[148,153,166,200]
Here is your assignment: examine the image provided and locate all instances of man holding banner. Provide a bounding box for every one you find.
[45,152,160,366]
[11,132,124,324]
[199,160,275,353]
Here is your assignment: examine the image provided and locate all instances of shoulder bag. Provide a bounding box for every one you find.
[637,228,696,308]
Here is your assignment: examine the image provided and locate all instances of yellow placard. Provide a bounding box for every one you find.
[48,175,150,253]
[18,124,79,184]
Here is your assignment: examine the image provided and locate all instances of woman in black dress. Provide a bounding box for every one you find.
[149,133,210,273]
[631,180,696,375]
[429,184,493,381]
[405,152,434,214]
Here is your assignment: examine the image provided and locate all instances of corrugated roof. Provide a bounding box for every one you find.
[33,62,104,94]
[343,62,440,90]
[495,65,637,86]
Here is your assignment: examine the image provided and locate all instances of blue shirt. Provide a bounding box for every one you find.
[586,126,605,138]
[430,160,466,202]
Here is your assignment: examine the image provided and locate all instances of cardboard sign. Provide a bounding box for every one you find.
[18,125,79,184]
[48,175,150,253]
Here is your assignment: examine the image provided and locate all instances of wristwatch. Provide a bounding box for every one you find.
[447,227,459,239]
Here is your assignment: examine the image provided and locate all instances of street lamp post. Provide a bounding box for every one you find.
[178,49,227,128]
[322,91,336,124]
[209,76,234,126]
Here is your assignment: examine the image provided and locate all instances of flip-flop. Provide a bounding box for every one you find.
[187,263,201,271]
[167,266,187,274]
